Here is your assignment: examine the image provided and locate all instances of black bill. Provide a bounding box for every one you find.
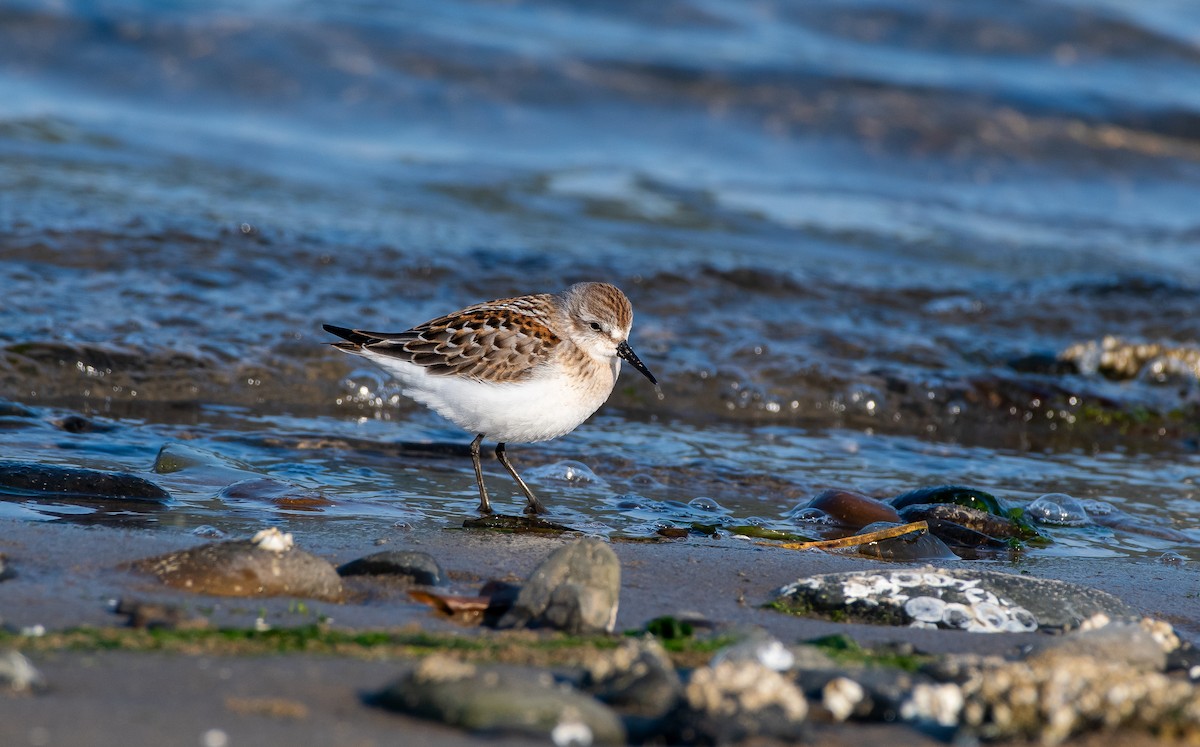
[617,341,658,385]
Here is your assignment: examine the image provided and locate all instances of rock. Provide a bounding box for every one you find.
[151,442,257,483]
[790,638,930,723]
[666,660,808,744]
[822,677,866,721]
[496,538,620,634]
[462,514,575,533]
[337,550,445,585]
[1025,618,1175,672]
[801,667,927,723]
[53,414,114,433]
[898,503,1027,540]
[113,598,210,630]
[219,477,332,511]
[0,650,46,693]
[0,554,12,582]
[788,644,839,672]
[852,521,959,561]
[771,567,1134,632]
[905,618,1200,743]
[1060,335,1200,382]
[371,655,625,744]
[580,637,682,723]
[131,532,342,601]
[710,631,795,672]
[942,651,1200,744]
[890,485,1041,540]
[792,489,902,529]
[0,462,169,503]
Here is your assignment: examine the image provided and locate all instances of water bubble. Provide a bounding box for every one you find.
[628,473,663,488]
[614,494,647,510]
[1159,551,1187,567]
[688,496,722,512]
[790,508,834,525]
[1027,493,1090,526]
[524,460,602,484]
[191,525,226,538]
[1081,499,1115,516]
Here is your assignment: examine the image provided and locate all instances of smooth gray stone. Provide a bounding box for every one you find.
[337,550,444,586]
[1025,622,1168,672]
[132,538,343,601]
[373,656,625,744]
[496,538,620,634]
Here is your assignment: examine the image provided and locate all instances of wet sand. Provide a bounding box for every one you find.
[1,518,1196,745]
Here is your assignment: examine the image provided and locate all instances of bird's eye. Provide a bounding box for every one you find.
[589,322,602,332]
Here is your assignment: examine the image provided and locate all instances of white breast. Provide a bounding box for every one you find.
[362,351,618,443]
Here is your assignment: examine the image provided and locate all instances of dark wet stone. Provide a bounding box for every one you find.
[890,485,1042,540]
[113,598,209,630]
[131,531,342,601]
[53,414,114,433]
[0,554,12,582]
[496,538,620,634]
[665,660,808,745]
[219,477,332,511]
[795,489,902,529]
[0,462,169,503]
[919,520,1013,556]
[152,442,257,481]
[371,655,625,744]
[891,485,1002,513]
[337,550,444,585]
[853,521,959,561]
[462,514,575,533]
[656,526,690,539]
[771,567,1135,632]
[898,503,1025,540]
[1007,352,1079,375]
[580,637,682,735]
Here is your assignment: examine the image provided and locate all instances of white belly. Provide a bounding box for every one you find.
[362,352,618,443]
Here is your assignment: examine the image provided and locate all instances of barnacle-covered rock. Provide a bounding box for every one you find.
[666,660,808,744]
[770,567,1133,632]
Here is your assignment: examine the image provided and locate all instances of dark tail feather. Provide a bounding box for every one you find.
[323,324,381,347]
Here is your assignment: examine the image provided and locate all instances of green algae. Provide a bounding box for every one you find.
[806,633,928,672]
[0,621,733,665]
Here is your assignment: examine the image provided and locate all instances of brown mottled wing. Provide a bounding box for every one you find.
[341,295,560,383]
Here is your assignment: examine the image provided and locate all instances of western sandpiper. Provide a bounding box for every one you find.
[323,282,657,515]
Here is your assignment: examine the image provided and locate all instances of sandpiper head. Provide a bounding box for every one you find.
[561,282,657,385]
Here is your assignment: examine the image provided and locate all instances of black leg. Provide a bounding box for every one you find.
[469,433,493,514]
[495,442,546,515]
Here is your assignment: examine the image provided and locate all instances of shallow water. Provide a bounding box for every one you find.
[2,0,1200,560]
